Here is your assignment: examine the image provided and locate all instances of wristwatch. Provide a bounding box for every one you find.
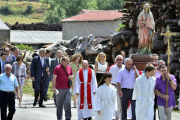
[161,94,163,98]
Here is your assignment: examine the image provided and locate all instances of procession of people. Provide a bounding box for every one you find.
[0,2,179,120]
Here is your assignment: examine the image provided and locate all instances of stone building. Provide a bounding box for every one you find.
[61,10,123,40]
[0,19,10,47]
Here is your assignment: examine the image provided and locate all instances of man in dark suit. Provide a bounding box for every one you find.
[50,50,63,104]
[4,47,16,65]
[0,52,9,73]
[31,48,49,107]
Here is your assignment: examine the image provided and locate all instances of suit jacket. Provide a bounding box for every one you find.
[50,58,59,81]
[6,55,16,65]
[0,60,9,74]
[30,56,49,82]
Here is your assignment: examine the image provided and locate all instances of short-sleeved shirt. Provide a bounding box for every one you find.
[155,75,177,108]
[116,67,140,89]
[109,64,125,84]
[0,73,19,92]
[53,64,73,89]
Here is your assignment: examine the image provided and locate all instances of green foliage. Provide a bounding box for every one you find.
[116,23,125,32]
[96,0,124,10]
[0,4,12,15]
[15,44,34,51]
[24,4,33,14]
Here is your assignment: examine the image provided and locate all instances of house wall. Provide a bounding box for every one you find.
[0,30,10,47]
[62,20,121,40]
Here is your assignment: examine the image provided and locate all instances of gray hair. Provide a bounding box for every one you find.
[157,60,165,65]
[125,58,133,64]
[5,64,12,70]
[82,60,88,65]
[39,48,46,54]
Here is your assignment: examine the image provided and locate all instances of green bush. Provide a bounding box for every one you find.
[15,44,34,51]
[0,4,13,15]
[24,4,33,14]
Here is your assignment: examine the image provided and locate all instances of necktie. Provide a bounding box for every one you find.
[2,61,5,73]
[59,59,61,64]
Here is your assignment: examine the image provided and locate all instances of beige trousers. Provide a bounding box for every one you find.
[112,84,122,119]
[158,105,173,120]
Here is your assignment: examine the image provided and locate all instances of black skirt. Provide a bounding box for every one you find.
[96,73,104,84]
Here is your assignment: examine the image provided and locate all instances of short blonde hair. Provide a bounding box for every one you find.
[95,52,106,62]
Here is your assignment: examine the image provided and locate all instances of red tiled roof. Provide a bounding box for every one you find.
[61,10,123,22]
[77,9,106,15]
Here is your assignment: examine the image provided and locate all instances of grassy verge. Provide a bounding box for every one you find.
[23,79,54,98]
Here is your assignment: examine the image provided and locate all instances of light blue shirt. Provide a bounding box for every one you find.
[0,73,19,92]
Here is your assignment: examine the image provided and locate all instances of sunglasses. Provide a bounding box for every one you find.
[5,51,9,52]
[116,59,122,61]
[5,68,11,70]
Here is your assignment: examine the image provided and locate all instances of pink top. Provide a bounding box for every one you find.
[53,64,73,89]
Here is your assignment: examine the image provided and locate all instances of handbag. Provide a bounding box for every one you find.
[61,65,72,87]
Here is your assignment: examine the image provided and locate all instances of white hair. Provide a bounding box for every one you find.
[115,55,123,61]
[5,64,12,69]
[157,60,165,65]
[125,58,133,64]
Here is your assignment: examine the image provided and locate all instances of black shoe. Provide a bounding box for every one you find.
[44,97,50,101]
[33,102,36,106]
[39,105,46,108]
[66,119,70,120]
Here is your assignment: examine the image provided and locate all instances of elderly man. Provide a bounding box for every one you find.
[109,55,125,120]
[74,60,97,120]
[50,50,63,104]
[0,64,20,120]
[31,48,49,107]
[53,57,73,120]
[116,58,139,120]
[155,65,177,120]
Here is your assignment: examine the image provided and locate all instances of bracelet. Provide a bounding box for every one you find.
[161,94,163,98]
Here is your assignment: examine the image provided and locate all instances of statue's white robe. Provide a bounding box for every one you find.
[74,69,97,119]
[132,74,156,120]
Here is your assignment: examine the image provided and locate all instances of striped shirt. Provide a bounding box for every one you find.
[12,62,27,85]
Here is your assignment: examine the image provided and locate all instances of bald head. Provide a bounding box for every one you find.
[5,64,12,75]
[82,60,89,70]
[56,50,63,59]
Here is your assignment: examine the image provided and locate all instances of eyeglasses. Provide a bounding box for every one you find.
[116,59,122,61]
[5,68,11,70]
[5,51,9,52]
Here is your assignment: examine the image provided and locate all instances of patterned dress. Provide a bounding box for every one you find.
[69,62,82,89]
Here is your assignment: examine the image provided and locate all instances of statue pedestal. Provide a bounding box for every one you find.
[130,54,155,71]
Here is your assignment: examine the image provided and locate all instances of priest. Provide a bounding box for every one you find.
[74,60,97,120]
[132,63,156,120]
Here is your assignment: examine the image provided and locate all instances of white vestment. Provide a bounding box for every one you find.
[94,83,117,120]
[132,74,156,120]
[74,69,97,119]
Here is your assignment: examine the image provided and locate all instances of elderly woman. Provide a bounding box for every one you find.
[94,52,109,83]
[137,2,155,54]
[70,53,83,108]
[12,55,27,108]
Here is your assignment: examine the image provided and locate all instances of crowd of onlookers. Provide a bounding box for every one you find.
[0,47,180,120]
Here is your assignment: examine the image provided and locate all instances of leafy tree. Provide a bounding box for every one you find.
[15,44,34,51]
[96,0,124,10]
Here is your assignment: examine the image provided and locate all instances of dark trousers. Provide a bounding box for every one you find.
[34,77,46,106]
[121,88,136,120]
[0,91,16,120]
[83,117,92,120]
[44,77,50,99]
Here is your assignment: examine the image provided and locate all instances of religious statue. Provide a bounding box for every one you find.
[137,2,155,54]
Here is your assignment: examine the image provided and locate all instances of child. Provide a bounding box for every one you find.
[94,73,117,120]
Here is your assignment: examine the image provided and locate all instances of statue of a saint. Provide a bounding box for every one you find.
[137,2,155,54]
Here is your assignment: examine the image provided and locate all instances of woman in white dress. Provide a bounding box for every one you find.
[94,73,117,120]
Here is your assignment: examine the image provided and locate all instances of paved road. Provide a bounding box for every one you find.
[13,95,180,120]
